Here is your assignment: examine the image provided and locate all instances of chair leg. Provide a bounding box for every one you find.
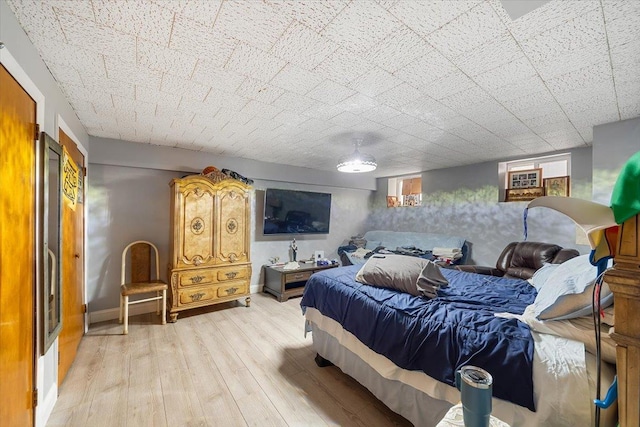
[156,290,160,315]
[161,289,167,325]
[123,295,129,335]
[119,294,123,324]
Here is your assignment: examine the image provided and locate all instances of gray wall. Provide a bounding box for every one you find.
[592,117,640,204]
[367,147,593,265]
[87,162,372,313]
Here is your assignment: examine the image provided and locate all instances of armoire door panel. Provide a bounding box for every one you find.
[178,185,215,267]
[217,188,250,263]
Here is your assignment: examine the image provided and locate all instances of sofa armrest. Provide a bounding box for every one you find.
[449,265,505,277]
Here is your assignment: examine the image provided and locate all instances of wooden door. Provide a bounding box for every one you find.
[57,129,85,385]
[0,64,37,426]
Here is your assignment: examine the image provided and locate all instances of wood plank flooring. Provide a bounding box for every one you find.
[47,293,412,427]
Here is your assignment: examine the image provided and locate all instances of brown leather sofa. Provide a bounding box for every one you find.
[451,241,580,280]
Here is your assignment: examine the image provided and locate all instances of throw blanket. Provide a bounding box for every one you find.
[301,265,537,411]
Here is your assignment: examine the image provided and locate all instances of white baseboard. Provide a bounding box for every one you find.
[89,285,263,324]
[37,383,57,427]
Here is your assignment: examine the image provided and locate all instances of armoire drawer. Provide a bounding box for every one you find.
[217,282,248,298]
[177,270,216,287]
[216,265,250,282]
[178,286,217,305]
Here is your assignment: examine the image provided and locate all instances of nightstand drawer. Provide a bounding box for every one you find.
[216,266,250,282]
[284,271,312,283]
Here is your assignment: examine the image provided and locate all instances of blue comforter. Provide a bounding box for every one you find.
[300,265,537,411]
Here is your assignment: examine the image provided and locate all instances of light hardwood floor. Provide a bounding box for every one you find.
[48,292,412,427]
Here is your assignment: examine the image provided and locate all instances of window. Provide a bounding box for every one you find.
[387,174,422,207]
[499,153,571,202]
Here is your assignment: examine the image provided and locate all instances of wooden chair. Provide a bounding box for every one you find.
[120,240,167,334]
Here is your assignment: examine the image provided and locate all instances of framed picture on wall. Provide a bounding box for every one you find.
[505,187,545,202]
[386,196,398,207]
[544,176,570,197]
[508,168,542,189]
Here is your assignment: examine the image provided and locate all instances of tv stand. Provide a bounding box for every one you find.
[263,263,338,302]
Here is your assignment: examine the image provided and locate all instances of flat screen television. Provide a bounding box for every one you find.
[263,188,331,235]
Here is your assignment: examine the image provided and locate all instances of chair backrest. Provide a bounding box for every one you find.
[495,241,579,279]
[121,240,160,285]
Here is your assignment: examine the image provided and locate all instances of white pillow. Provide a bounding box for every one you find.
[530,263,559,291]
[533,254,613,321]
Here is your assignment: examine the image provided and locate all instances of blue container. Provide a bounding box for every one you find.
[455,365,493,427]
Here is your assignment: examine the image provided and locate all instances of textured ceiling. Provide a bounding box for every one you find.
[7,0,640,177]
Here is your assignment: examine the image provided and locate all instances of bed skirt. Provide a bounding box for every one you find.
[305,308,617,427]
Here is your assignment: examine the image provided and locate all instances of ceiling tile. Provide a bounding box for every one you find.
[368,26,432,73]
[428,1,506,58]
[420,70,476,101]
[306,80,357,105]
[389,1,481,38]
[137,39,198,78]
[519,9,607,76]
[272,92,318,112]
[335,93,377,115]
[214,0,291,51]
[602,0,640,48]
[105,59,162,89]
[439,85,491,110]
[359,104,402,124]
[452,32,523,77]
[313,47,374,85]
[473,55,537,92]
[270,21,336,69]
[265,0,348,33]
[321,1,403,55]
[301,103,345,121]
[349,67,403,97]
[191,60,246,93]
[381,113,420,130]
[492,0,600,42]
[394,47,457,88]
[161,74,211,102]
[270,64,324,95]
[160,0,222,27]
[376,83,423,109]
[399,96,456,123]
[169,16,237,67]
[93,0,174,45]
[136,85,180,108]
[58,12,136,64]
[203,88,249,112]
[225,43,287,82]
[235,78,285,105]
[545,60,613,95]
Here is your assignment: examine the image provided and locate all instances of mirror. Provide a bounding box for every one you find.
[40,132,62,354]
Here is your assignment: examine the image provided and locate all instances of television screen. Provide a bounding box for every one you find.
[263,188,331,235]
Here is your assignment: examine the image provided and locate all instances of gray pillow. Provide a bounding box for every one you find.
[355,254,444,297]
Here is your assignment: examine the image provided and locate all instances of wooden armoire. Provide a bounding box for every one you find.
[167,174,251,322]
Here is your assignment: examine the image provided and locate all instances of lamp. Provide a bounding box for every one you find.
[337,139,377,173]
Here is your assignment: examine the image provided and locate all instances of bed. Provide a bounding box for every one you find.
[300,258,617,426]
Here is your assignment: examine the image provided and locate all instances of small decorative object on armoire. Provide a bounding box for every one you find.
[167,171,252,322]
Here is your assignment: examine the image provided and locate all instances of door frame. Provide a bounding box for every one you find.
[0,46,45,425]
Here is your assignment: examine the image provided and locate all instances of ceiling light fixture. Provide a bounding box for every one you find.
[337,138,377,173]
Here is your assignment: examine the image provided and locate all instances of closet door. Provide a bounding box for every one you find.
[57,129,85,386]
[0,64,36,426]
